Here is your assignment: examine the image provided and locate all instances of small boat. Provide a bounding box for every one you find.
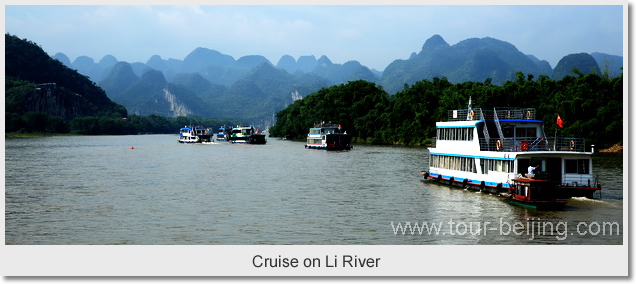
[502,178,568,210]
[217,126,228,141]
[229,125,267,144]
[305,122,352,150]
[178,126,214,143]
[420,99,601,209]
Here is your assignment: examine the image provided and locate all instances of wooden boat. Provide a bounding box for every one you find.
[503,178,568,210]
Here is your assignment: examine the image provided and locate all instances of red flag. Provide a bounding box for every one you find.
[556,114,564,128]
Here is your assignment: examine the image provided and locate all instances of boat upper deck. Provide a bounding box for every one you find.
[434,107,589,153]
[447,107,538,122]
[308,123,346,136]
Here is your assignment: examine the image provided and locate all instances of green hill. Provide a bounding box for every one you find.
[5,33,127,133]
[552,53,601,80]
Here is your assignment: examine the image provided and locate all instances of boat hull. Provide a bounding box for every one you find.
[305,144,353,150]
[229,135,267,144]
[306,133,352,150]
[506,198,567,210]
[422,171,511,194]
[421,171,600,199]
[178,135,213,143]
[249,134,267,144]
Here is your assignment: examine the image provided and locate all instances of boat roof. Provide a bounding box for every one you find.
[436,119,544,128]
[311,122,342,128]
[512,178,558,185]
[446,107,539,122]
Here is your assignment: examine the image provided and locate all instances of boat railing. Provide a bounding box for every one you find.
[479,137,586,152]
[447,107,536,121]
[561,173,599,187]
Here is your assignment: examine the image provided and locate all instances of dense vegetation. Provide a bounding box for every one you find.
[270,71,623,149]
[6,111,241,135]
[5,34,126,120]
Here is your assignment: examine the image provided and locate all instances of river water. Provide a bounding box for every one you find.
[5,134,624,245]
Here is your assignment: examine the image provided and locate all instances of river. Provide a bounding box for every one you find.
[5,134,623,245]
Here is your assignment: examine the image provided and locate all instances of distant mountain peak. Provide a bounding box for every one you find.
[422,34,450,51]
[296,55,319,73]
[98,55,118,66]
[248,61,278,75]
[553,52,600,80]
[140,69,167,85]
[276,55,297,73]
[183,47,235,69]
[235,55,271,70]
[317,55,333,67]
[382,34,551,94]
[53,52,72,67]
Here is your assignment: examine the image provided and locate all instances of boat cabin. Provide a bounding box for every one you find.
[306,123,352,150]
[510,178,567,209]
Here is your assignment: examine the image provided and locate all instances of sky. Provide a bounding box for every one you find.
[4,4,625,71]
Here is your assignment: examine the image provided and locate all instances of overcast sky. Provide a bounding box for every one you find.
[5,4,624,71]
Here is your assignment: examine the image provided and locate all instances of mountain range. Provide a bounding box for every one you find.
[52,34,622,127]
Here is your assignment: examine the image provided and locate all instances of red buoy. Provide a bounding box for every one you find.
[130,146,134,149]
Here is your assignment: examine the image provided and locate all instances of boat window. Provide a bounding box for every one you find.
[479,159,514,174]
[430,155,477,173]
[565,159,590,174]
[515,127,537,138]
[437,128,473,141]
[503,126,514,138]
[517,185,527,196]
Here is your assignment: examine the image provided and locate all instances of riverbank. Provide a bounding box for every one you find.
[5,132,80,138]
[599,143,623,154]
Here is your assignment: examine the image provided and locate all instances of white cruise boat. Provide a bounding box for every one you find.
[421,103,601,202]
[229,125,267,144]
[305,123,352,150]
[178,126,214,143]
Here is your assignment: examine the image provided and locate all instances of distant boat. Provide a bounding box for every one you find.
[178,126,213,144]
[217,126,228,141]
[229,125,267,144]
[305,122,352,150]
